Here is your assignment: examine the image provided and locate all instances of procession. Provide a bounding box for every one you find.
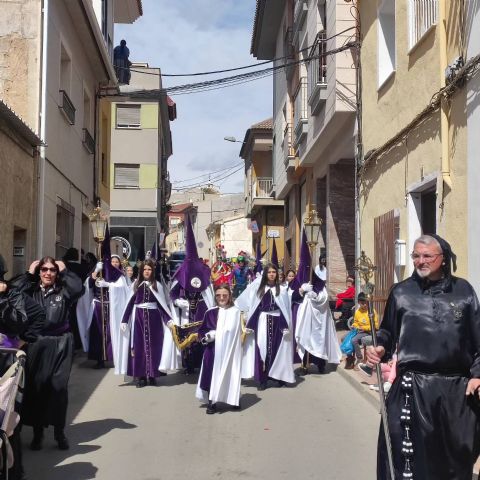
[2,0,480,479]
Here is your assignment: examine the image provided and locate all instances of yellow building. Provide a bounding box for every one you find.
[358,0,470,306]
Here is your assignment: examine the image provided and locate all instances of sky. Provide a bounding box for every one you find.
[115,0,272,194]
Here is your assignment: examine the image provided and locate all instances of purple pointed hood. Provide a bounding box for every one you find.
[172,215,210,292]
[289,229,311,290]
[254,241,263,274]
[102,224,123,282]
[270,238,279,269]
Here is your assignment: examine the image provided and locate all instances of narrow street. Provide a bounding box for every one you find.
[23,355,378,480]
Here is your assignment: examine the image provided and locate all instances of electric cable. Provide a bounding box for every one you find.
[172,161,244,184]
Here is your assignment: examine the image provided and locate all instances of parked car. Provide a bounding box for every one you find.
[168,251,186,278]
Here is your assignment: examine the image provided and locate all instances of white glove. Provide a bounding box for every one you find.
[301,283,313,293]
[174,299,189,309]
[282,329,290,337]
[205,331,216,343]
[383,382,392,393]
[256,272,261,278]
[306,291,317,299]
[245,328,254,335]
[120,323,128,333]
[167,319,174,328]
[94,261,103,274]
[96,279,109,288]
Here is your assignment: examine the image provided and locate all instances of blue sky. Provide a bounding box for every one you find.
[115,0,272,194]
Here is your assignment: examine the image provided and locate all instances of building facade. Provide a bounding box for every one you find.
[109,64,175,263]
[358,0,470,308]
[251,0,356,293]
[0,0,141,261]
[240,118,285,266]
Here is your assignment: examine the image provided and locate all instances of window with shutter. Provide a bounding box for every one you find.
[114,164,140,188]
[116,104,141,128]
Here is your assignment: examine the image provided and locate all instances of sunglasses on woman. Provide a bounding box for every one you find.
[40,267,57,273]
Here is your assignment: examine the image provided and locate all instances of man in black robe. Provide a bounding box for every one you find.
[367,234,480,480]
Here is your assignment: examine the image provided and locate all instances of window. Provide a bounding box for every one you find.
[60,44,71,94]
[408,0,438,51]
[56,199,75,259]
[114,164,140,188]
[378,0,396,88]
[116,104,141,128]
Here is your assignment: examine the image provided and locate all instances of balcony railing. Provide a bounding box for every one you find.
[59,90,76,125]
[283,123,295,167]
[254,177,274,198]
[408,0,438,50]
[82,128,95,154]
[284,27,295,79]
[293,0,308,44]
[308,31,328,115]
[293,77,308,144]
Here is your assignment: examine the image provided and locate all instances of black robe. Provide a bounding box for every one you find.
[376,273,480,480]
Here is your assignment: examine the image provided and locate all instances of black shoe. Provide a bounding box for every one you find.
[232,400,241,411]
[136,377,147,388]
[54,429,69,450]
[184,367,195,375]
[93,360,105,369]
[257,382,267,391]
[158,371,167,376]
[206,402,217,415]
[148,377,157,386]
[30,429,43,451]
[276,380,286,388]
[358,363,373,377]
[317,360,327,374]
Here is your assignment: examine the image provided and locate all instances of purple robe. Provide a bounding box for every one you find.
[170,285,208,323]
[247,289,289,383]
[88,278,113,362]
[121,284,169,378]
[198,307,219,392]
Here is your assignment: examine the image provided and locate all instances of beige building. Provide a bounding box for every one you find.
[358,0,472,307]
[0,0,141,260]
[109,64,176,262]
[0,101,42,276]
[251,0,356,293]
[239,118,285,266]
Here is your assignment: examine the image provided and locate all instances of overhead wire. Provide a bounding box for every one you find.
[172,161,243,184]
[172,165,244,191]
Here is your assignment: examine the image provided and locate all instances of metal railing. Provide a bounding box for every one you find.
[82,128,95,154]
[408,0,438,50]
[308,31,327,99]
[59,90,76,125]
[254,177,274,198]
[283,123,295,164]
[293,77,308,133]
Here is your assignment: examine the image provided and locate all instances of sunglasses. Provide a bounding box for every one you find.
[40,267,57,273]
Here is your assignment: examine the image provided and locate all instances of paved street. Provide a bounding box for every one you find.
[23,355,378,480]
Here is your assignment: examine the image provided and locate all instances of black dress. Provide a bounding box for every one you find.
[11,270,83,430]
[376,273,480,480]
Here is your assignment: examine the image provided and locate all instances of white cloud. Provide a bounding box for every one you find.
[115,0,272,194]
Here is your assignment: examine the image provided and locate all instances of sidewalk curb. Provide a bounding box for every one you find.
[336,366,380,411]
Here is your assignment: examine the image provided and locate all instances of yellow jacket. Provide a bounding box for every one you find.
[352,308,379,332]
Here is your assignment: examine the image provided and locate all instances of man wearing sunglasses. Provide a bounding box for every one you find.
[10,256,83,452]
[366,234,480,480]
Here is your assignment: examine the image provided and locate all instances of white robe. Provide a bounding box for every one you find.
[115,282,181,375]
[235,281,295,384]
[76,275,130,364]
[195,306,243,406]
[295,288,342,364]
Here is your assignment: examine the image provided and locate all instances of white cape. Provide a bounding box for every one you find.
[195,306,243,406]
[115,282,181,375]
[295,288,342,364]
[76,275,130,362]
[235,281,295,384]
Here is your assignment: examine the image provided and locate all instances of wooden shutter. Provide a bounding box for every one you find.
[373,210,398,317]
[114,164,139,188]
[116,104,141,128]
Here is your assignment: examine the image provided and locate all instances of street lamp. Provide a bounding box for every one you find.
[303,207,322,282]
[224,136,245,144]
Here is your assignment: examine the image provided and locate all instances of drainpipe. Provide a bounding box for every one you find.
[37,0,49,258]
[439,0,452,188]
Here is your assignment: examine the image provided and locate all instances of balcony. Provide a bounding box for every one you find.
[293,77,308,144]
[308,31,328,115]
[254,177,273,198]
[59,90,76,125]
[282,123,296,171]
[293,0,308,46]
[82,128,95,154]
[284,27,295,80]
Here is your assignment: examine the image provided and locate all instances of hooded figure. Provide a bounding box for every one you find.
[254,241,263,275]
[170,216,214,373]
[373,234,480,480]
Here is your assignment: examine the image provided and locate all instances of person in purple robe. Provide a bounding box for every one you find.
[120,260,173,388]
[196,284,243,414]
[236,263,295,390]
[170,216,214,374]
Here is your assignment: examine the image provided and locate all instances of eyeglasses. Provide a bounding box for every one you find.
[40,267,57,273]
[410,252,443,263]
